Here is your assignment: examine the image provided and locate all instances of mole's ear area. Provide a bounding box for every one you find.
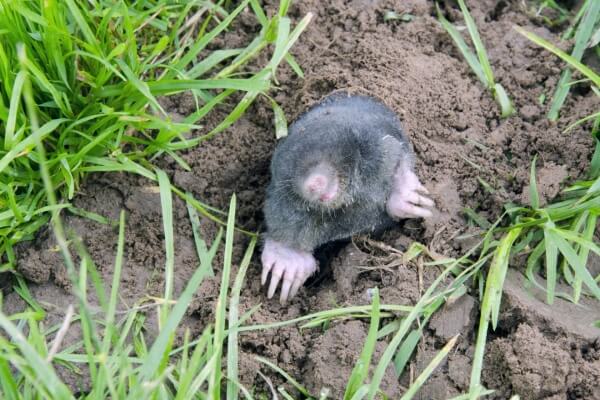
[346,127,378,162]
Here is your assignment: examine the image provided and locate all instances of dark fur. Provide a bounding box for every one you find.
[264,92,415,251]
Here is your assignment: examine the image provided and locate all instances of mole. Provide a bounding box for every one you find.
[261,92,434,303]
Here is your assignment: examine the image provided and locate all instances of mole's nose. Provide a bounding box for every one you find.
[306,174,327,194]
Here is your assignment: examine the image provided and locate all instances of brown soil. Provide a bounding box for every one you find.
[4,0,600,398]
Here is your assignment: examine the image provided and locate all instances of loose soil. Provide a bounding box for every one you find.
[3,0,600,398]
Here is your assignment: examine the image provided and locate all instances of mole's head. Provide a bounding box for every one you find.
[273,125,383,210]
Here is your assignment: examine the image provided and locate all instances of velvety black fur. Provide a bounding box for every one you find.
[264,92,414,251]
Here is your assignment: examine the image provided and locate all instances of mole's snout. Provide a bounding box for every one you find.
[305,174,328,194]
[301,162,339,204]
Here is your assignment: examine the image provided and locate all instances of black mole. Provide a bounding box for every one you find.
[261,92,434,302]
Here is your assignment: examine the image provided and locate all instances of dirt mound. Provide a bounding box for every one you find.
[4,0,600,398]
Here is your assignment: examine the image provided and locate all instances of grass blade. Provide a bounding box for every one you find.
[4,70,26,150]
[226,237,257,400]
[494,83,515,118]
[393,328,421,376]
[256,356,311,397]
[529,155,540,208]
[457,0,494,87]
[469,228,522,397]
[514,26,600,87]
[543,223,559,304]
[270,97,288,139]
[400,335,458,400]
[0,356,19,400]
[186,196,215,277]
[547,0,600,120]
[102,210,126,352]
[157,168,175,324]
[344,288,380,400]
[210,195,237,399]
[436,4,486,84]
[549,228,600,300]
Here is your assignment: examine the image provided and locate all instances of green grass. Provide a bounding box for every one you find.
[0,2,467,397]
[515,23,600,132]
[436,0,514,118]
[2,1,600,399]
[459,17,600,397]
[0,184,475,398]
[0,0,310,270]
[544,0,600,121]
[531,0,571,28]
[436,3,600,396]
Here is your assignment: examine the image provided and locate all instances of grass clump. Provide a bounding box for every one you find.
[1,1,463,397]
[432,6,600,395]
[515,20,600,130]
[254,243,487,399]
[541,0,600,121]
[0,192,475,398]
[465,165,600,394]
[436,0,515,118]
[463,19,600,395]
[0,193,256,398]
[0,0,310,271]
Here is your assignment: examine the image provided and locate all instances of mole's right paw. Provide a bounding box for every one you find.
[261,239,317,303]
[386,169,434,220]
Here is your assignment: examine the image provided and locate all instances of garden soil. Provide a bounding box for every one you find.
[3,0,600,398]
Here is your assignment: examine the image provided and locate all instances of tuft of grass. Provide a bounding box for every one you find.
[343,287,380,400]
[256,246,487,399]
[436,0,515,118]
[541,0,600,121]
[0,0,310,269]
[514,24,600,131]
[464,152,600,394]
[1,182,479,399]
[453,18,600,397]
[0,188,256,398]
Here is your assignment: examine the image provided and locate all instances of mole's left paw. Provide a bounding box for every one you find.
[386,169,434,219]
[261,239,317,303]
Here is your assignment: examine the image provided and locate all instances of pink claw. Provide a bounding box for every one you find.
[261,239,317,303]
[386,168,434,219]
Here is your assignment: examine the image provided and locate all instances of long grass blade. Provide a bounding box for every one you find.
[436,4,485,84]
[157,168,175,324]
[226,237,257,400]
[210,195,237,399]
[543,222,559,304]
[344,288,380,400]
[469,228,522,398]
[515,26,600,87]
[547,1,600,120]
[457,0,494,87]
[400,335,458,400]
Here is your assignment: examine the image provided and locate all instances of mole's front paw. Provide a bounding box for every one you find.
[386,169,434,219]
[261,239,317,303]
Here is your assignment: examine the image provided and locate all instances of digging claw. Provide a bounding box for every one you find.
[261,239,317,303]
[387,169,434,219]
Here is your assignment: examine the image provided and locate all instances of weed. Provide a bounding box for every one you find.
[437,0,515,118]
[0,0,310,270]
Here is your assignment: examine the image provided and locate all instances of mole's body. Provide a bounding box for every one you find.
[262,93,433,302]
